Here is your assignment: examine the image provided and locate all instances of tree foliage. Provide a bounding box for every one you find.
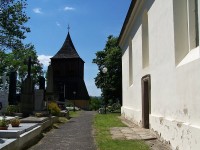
[0,0,43,92]
[93,35,122,104]
[0,44,43,91]
[0,0,30,51]
[89,96,102,111]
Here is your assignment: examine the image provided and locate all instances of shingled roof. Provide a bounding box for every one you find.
[52,32,80,59]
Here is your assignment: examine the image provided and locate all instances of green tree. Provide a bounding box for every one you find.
[0,0,43,92]
[93,35,122,105]
[0,44,43,91]
[0,0,30,51]
[89,96,102,111]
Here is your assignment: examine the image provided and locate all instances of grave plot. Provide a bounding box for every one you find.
[0,123,38,138]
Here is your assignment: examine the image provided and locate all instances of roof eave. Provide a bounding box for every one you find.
[51,57,85,62]
[118,0,137,46]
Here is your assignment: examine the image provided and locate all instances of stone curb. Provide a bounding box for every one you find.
[0,116,59,150]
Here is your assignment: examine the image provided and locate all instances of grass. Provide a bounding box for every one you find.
[53,111,80,128]
[52,117,69,129]
[69,110,80,118]
[94,113,150,150]
[58,117,68,123]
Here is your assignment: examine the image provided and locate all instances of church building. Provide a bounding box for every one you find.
[119,0,200,150]
[47,30,89,109]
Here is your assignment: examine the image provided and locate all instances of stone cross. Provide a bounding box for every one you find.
[25,56,34,78]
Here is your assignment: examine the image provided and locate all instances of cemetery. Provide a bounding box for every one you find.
[0,57,66,150]
[0,11,90,149]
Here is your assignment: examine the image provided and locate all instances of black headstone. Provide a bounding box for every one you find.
[8,71,17,105]
[21,77,34,117]
[21,56,35,117]
[39,76,45,90]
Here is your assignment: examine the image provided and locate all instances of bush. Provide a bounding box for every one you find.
[108,102,121,112]
[48,101,61,116]
[0,116,9,127]
[10,117,20,127]
[6,105,20,116]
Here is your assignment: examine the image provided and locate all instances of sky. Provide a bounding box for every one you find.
[24,0,131,97]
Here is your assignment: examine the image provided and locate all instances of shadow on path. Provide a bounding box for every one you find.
[28,111,97,150]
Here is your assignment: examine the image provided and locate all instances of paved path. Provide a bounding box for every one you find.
[112,116,172,150]
[28,111,97,150]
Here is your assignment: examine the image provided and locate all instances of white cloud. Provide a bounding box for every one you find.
[33,8,43,14]
[38,55,52,67]
[56,22,61,27]
[64,6,75,11]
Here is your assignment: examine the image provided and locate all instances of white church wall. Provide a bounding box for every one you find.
[148,0,177,118]
[148,1,200,149]
[122,36,143,125]
[121,4,146,125]
[120,0,200,149]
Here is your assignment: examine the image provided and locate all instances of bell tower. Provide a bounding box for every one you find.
[49,30,90,109]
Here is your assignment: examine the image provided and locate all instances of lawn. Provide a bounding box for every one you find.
[52,111,80,128]
[93,113,150,150]
[69,110,80,118]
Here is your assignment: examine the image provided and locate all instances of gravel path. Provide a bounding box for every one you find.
[28,111,97,150]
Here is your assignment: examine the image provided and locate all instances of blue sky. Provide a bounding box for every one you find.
[24,0,131,96]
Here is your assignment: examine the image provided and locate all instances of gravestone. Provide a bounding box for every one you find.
[34,89,44,111]
[46,65,54,101]
[39,76,45,90]
[34,76,45,111]
[46,65,53,93]
[21,57,35,116]
[21,77,34,116]
[2,73,7,91]
[8,71,17,105]
[0,92,8,112]
[0,74,8,112]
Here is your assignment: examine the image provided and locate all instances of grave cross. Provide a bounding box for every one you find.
[25,56,34,78]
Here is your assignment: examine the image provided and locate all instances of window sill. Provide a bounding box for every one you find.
[177,46,200,68]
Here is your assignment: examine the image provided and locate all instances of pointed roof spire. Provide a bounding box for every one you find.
[52,29,80,59]
[67,24,70,32]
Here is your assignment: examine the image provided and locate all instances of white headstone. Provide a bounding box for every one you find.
[0,74,8,112]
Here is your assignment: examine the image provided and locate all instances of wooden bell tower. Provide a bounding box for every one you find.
[50,30,90,109]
